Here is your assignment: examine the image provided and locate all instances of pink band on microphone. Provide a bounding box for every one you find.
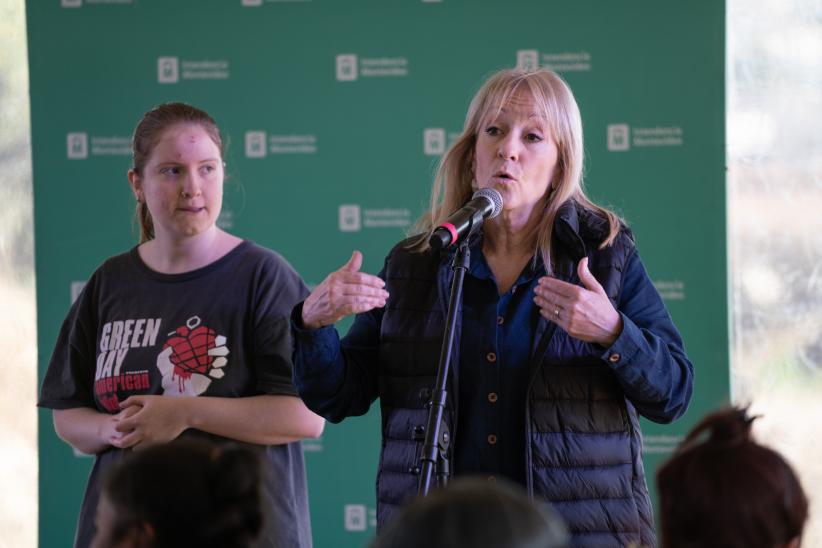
[441,223,458,245]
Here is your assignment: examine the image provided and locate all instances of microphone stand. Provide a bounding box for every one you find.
[417,231,474,496]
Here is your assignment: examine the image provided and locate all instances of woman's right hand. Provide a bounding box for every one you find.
[301,250,389,329]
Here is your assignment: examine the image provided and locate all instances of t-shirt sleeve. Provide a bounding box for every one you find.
[38,275,99,410]
[252,250,311,396]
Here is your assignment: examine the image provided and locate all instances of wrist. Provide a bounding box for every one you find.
[179,397,198,430]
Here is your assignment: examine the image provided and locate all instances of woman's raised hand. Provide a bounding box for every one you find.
[301,250,389,330]
[534,257,623,346]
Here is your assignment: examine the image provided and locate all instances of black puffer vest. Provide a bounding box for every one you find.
[375,200,655,547]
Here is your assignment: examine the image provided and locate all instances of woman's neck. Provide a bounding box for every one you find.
[482,205,542,259]
[139,228,242,274]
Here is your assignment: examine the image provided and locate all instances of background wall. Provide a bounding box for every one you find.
[28,1,727,546]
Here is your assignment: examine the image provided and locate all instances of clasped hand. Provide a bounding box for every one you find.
[533,257,623,346]
[108,395,189,450]
[301,250,389,329]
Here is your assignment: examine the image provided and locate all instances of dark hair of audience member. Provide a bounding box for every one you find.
[93,438,263,548]
[371,477,569,548]
[657,407,808,548]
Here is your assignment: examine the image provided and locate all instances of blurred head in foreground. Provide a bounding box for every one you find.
[91,438,263,548]
[372,477,569,548]
[657,407,808,548]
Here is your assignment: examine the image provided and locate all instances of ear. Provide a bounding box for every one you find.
[127,169,143,202]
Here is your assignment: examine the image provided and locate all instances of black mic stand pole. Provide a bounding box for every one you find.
[417,220,477,496]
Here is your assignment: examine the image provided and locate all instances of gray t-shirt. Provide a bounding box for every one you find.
[39,241,312,548]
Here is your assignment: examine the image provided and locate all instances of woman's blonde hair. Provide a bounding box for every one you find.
[410,68,620,273]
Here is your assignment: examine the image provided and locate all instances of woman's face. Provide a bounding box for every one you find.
[473,92,559,219]
[129,123,224,243]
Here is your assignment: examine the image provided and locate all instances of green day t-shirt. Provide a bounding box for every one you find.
[39,241,314,548]
[94,313,232,410]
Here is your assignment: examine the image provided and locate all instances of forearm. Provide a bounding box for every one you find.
[181,394,325,446]
[292,303,380,422]
[53,407,113,455]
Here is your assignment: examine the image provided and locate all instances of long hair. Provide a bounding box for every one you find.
[130,103,223,243]
[657,407,808,548]
[409,68,620,273]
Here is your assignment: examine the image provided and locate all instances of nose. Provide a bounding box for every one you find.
[180,170,202,198]
[497,134,519,161]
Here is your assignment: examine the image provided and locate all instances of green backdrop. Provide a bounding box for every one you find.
[29,1,727,546]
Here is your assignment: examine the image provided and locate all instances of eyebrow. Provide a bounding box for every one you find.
[155,158,221,165]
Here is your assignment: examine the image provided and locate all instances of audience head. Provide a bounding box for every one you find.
[657,407,808,548]
[91,438,263,548]
[372,477,569,548]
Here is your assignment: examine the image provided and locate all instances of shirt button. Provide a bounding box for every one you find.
[486,352,497,363]
[497,315,504,325]
[487,434,497,445]
[609,353,621,363]
[488,392,498,403]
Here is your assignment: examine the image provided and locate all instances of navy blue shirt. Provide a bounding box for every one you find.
[454,241,542,486]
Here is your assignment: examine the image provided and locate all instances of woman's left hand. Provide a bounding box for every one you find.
[534,257,623,346]
[113,395,190,450]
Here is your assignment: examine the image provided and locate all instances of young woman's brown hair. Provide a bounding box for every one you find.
[657,407,808,548]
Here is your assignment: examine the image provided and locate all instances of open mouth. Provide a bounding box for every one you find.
[493,170,516,182]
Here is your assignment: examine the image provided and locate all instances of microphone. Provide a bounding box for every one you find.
[428,188,503,250]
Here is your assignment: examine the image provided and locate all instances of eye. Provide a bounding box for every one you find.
[525,132,543,143]
[484,126,502,136]
[159,166,181,175]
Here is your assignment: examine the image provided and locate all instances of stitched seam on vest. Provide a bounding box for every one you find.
[551,495,634,503]
[533,462,632,469]
[532,430,630,435]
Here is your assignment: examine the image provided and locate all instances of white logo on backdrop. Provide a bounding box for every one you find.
[607,124,684,151]
[241,0,262,5]
[344,505,367,532]
[515,49,592,72]
[244,131,317,157]
[423,128,446,155]
[302,436,323,452]
[70,281,87,304]
[67,133,130,158]
[607,124,630,151]
[157,57,179,84]
[653,280,686,301]
[338,205,411,232]
[336,54,409,80]
[245,131,267,158]
[336,54,358,81]
[339,205,362,232]
[516,50,539,71]
[67,132,88,159]
[61,0,82,7]
[157,56,230,83]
